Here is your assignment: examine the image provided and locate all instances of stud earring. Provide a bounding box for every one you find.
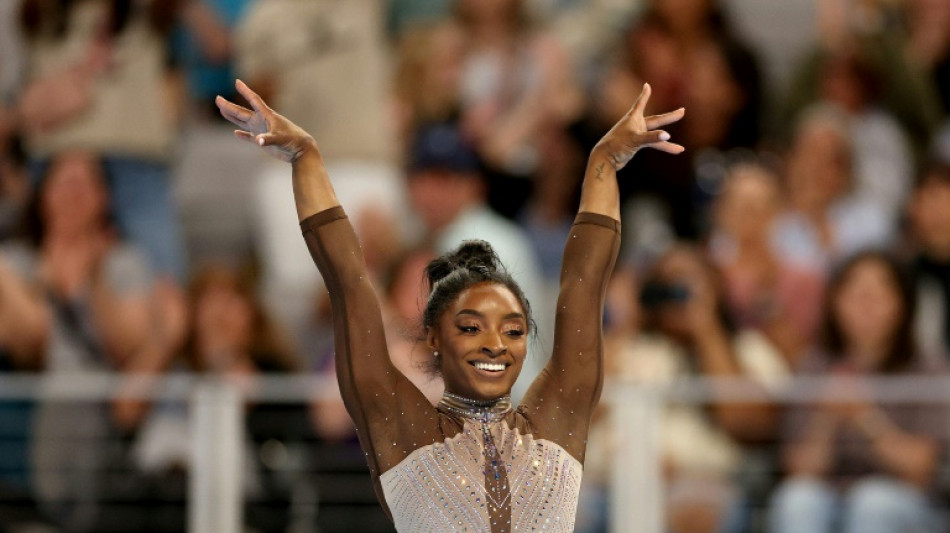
[434,351,439,357]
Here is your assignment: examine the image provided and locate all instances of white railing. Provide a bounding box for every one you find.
[1,374,949,533]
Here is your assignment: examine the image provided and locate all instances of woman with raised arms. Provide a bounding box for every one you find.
[216,80,684,532]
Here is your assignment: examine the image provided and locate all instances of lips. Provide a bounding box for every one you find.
[468,360,510,377]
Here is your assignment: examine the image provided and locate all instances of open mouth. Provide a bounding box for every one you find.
[469,361,510,374]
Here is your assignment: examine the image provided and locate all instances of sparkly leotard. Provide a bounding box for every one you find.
[301,207,620,532]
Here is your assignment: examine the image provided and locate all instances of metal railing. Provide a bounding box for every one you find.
[1,373,949,533]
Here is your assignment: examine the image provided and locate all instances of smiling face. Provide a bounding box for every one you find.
[427,282,528,401]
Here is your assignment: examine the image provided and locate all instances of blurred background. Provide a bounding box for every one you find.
[2,0,950,531]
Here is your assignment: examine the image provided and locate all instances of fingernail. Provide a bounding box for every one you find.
[258,136,265,146]
[659,132,670,141]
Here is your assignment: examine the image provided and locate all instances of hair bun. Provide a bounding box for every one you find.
[426,240,500,287]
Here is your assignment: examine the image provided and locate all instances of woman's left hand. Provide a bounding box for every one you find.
[216,80,319,163]
[592,83,685,171]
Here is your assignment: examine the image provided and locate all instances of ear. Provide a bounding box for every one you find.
[425,326,439,352]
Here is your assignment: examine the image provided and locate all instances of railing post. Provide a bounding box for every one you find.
[189,379,243,533]
[610,384,663,533]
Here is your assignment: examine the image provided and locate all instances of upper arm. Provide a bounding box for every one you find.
[301,208,440,473]
[520,213,620,460]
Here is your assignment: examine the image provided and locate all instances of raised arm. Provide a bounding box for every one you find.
[521,84,684,461]
[216,82,436,483]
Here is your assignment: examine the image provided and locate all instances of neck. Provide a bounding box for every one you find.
[438,390,512,420]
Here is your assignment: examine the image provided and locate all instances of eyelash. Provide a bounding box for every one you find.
[457,325,524,337]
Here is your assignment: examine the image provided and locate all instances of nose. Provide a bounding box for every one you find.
[481,331,508,358]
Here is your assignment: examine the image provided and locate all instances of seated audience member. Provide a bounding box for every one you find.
[770,251,946,533]
[774,105,893,271]
[17,0,188,284]
[0,150,174,531]
[908,162,950,359]
[710,161,824,364]
[135,263,306,532]
[582,246,786,533]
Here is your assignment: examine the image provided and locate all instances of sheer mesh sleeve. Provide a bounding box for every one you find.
[300,207,442,507]
[518,212,620,463]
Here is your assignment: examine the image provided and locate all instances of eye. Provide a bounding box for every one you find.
[458,325,479,334]
[506,328,525,338]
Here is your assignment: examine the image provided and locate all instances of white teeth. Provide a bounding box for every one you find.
[473,362,506,372]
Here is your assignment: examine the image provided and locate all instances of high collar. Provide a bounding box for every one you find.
[438,390,512,421]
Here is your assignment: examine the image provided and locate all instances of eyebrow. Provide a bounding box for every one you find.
[456,309,525,321]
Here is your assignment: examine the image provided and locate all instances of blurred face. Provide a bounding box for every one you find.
[407,169,481,231]
[195,282,254,361]
[911,177,950,259]
[715,165,781,243]
[687,44,742,119]
[786,123,851,209]
[389,250,435,322]
[428,282,528,401]
[833,259,903,366]
[41,151,108,234]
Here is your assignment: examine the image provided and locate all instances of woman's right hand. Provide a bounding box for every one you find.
[592,83,685,171]
[216,80,319,163]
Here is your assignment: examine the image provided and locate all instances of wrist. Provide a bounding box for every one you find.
[291,138,321,164]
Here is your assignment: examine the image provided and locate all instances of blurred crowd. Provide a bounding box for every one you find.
[1,0,950,532]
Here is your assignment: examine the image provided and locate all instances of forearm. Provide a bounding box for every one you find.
[89,284,150,365]
[578,150,620,221]
[291,149,340,221]
[785,413,838,477]
[0,265,49,367]
[695,328,778,441]
[857,409,939,487]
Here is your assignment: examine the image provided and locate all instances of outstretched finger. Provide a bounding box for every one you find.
[233,129,256,143]
[216,96,252,125]
[646,107,685,130]
[256,131,289,147]
[631,83,652,118]
[235,79,269,113]
[645,141,686,155]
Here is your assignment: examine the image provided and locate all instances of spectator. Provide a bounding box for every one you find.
[17,0,189,284]
[234,0,402,341]
[908,162,950,360]
[781,0,941,161]
[173,0,255,117]
[773,104,892,271]
[710,161,824,364]
[454,0,584,218]
[583,245,786,533]
[135,263,306,532]
[0,150,173,531]
[769,251,946,533]
[392,21,466,152]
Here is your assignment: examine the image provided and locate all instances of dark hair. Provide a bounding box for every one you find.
[423,240,533,332]
[20,151,114,247]
[819,250,918,373]
[915,160,950,190]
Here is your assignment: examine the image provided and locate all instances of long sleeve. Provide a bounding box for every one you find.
[300,207,442,509]
[519,212,620,463]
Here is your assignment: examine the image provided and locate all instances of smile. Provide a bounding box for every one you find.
[470,361,509,373]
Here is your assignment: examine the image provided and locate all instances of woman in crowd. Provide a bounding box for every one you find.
[770,251,946,533]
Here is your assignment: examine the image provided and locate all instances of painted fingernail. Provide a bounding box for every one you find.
[258,136,265,146]
[659,132,671,141]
